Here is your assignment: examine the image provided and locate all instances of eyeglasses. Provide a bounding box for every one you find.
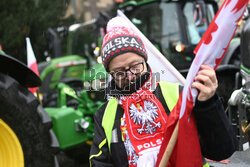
[110,61,144,80]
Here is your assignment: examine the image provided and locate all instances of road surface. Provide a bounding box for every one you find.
[208,149,250,167]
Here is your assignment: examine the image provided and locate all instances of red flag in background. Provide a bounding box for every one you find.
[156,0,248,166]
[26,37,39,94]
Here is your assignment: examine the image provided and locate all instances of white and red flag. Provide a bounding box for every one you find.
[26,37,39,94]
[156,0,248,166]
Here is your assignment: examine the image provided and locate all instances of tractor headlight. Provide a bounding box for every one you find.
[96,56,102,64]
[175,43,185,52]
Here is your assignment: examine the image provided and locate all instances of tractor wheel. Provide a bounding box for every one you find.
[0,73,59,167]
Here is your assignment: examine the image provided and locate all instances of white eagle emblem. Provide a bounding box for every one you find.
[129,100,161,134]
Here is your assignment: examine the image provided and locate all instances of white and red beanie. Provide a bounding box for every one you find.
[101,16,148,71]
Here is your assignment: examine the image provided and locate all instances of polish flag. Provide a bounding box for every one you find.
[26,37,39,94]
[156,0,248,166]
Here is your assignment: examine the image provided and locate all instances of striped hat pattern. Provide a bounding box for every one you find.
[101,17,148,71]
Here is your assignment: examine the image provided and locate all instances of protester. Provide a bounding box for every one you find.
[89,17,236,167]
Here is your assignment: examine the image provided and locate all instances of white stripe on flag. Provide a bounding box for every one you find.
[26,37,36,68]
[179,0,248,118]
[117,10,185,85]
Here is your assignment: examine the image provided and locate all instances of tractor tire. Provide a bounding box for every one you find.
[0,73,59,167]
[216,65,239,109]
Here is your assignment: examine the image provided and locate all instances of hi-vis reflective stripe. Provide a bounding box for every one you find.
[203,163,210,167]
[102,98,118,152]
[89,138,107,167]
[101,81,180,153]
[159,81,179,112]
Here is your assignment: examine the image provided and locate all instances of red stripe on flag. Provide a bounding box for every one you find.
[29,62,39,77]
[156,90,202,167]
[175,97,202,166]
[28,62,39,93]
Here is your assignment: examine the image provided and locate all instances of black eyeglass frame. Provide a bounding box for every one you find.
[109,61,145,80]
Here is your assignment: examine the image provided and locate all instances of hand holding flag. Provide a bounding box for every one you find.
[157,0,248,166]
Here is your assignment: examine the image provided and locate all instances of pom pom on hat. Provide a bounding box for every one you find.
[106,17,131,32]
[101,16,148,71]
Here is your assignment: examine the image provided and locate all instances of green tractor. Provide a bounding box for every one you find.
[118,0,242,107]
[38,54,107,165]
[44,81,104,164]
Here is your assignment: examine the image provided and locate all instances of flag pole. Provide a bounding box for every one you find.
[159,121,179,167]
[35,88,42,106]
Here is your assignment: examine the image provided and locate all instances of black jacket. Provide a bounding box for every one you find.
[89,66,236,167]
